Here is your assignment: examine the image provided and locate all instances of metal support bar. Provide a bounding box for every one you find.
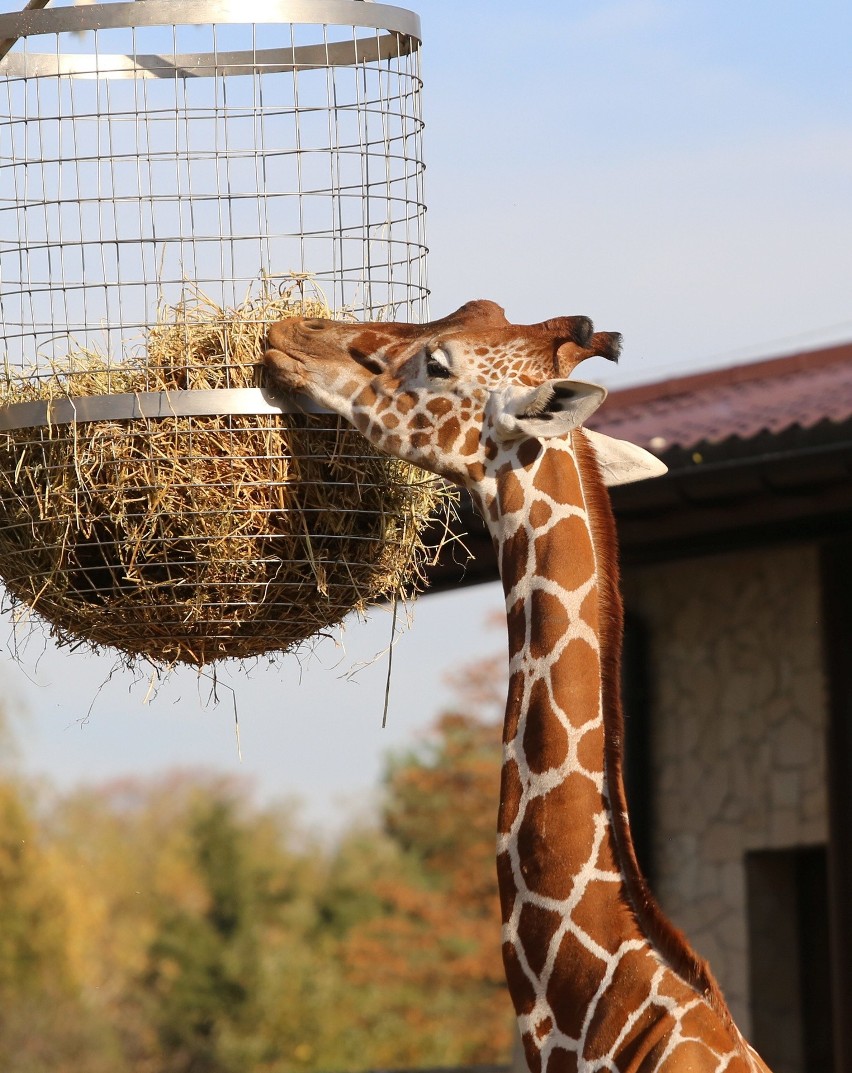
[0,388,330,431]
[0,0,51,63]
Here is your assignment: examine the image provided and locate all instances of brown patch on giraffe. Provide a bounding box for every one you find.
[410,431,430,451]
[528,499,552,530]
[578,587,598,631]
[506,597,527,661]
[520,1034,543,1073]
[496,850,517,923]
[465,460,486,484]
[583,946,662,1058]
[516,773,599,900]
[483,436,499,461]
[517,439,542,468]
[533,449,583,505]
[461,426,480,456]
[353,384,378,409]
[570,871,635,956]
[505,670,526,741]
[516,900,563,978]
[536,515,594,594]
[529,590,571,662]
[437,417,461,452]
[347,329,386,360]
[498,758,523,836]
[383,434,402,456]
[535,1016,553,1040]
[551,639,601,728]
[523,677,569,773]
[678,1001,742,1053]
[342,378,363,397]
[499,525,529,584]
[657,1041,726,1071]
[502,940,537,1016]
[411,410,431,430]
[382,411,400,430]
[655,970,700,1005]
[497,468,525,515]
[426,396,453,417]
[575,722,605,775]
[545,929,607,1039]
[395,392,417,414]
[547,1047,579,1073]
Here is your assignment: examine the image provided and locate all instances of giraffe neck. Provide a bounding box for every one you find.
[483,431,730,1067]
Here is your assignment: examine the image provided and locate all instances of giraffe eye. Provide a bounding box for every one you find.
[425,349,452,379]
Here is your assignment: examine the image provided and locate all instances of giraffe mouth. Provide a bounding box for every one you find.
[262,346,309,392]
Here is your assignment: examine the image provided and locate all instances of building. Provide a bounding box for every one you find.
[427,340,852,1073]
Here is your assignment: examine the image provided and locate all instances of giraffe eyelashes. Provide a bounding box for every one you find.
[425,348,453,379]
[426,359,452,379]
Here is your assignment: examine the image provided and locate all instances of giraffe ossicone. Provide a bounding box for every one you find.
[264,301,772,1073]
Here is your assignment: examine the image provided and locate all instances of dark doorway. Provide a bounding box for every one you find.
[746,845,834,1073]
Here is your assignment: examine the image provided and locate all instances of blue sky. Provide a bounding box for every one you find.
[2,0,851,831]
[424,0,851,382]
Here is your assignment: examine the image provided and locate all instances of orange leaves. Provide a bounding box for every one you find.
[0,649,517,1070]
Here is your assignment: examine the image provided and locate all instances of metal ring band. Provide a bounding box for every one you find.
[1,33,416,79]
[0,0,420,40]
[0,387,332,431]
[0,0,421,46]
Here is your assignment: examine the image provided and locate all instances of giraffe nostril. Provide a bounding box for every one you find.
[302,319,329,332]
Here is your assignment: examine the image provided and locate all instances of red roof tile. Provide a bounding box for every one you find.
[589,340,852,454]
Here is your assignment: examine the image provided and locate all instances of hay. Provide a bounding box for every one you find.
[0,282,451,668]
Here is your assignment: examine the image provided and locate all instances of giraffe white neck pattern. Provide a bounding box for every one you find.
[262,302,773,1073]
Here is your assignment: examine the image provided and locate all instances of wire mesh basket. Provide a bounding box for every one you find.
[0,0,440,668]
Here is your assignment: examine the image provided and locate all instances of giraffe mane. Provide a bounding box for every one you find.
[574,429,742,1036]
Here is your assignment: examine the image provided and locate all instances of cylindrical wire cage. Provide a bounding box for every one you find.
[0,0,427,372]
[0,0,441,668]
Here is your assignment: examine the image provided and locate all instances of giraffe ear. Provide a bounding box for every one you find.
[492,380,607,441]
[583,428,668,485]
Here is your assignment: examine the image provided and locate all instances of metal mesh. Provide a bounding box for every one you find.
[0,0,427,380]
[0,1,436,667]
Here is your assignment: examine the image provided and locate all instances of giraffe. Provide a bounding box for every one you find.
[264,300,772,1073]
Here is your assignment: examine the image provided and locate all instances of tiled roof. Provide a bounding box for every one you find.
[589,340,852,455]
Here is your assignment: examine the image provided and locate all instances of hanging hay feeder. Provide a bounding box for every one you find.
[0,1,438,668]
[0,285,448,667]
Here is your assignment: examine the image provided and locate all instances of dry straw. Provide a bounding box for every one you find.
[0,281,451,668]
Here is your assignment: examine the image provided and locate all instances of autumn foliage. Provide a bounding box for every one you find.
[0,655,514,1072]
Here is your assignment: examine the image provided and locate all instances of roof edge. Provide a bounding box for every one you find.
[604,339,852,410]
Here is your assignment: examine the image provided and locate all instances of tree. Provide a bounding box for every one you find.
[0,772,128,1072]
[136,789,268,1072]
[334,651,515,1068]
[0,642,516,1072]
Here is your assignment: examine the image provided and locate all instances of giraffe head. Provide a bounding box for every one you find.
[264,300,665,497]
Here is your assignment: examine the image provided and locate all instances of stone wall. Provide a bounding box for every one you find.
[623,543,828,1035]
